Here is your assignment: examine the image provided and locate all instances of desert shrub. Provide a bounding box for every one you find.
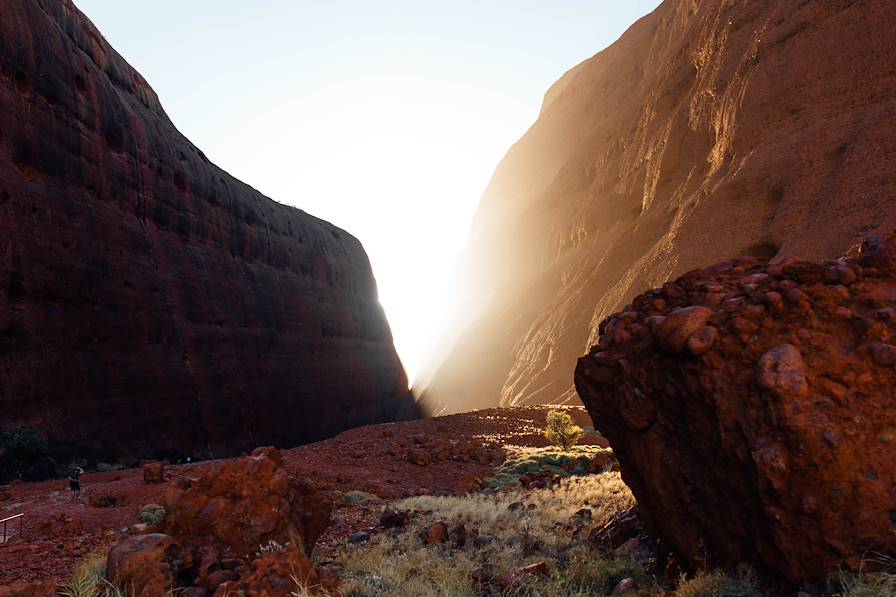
[544,409,583,451]
[343,490,382,505]
[0,425,56,483]
[674,570,761,597]
[137,503,166,526]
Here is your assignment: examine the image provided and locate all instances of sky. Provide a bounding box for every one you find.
[76,0,661,383]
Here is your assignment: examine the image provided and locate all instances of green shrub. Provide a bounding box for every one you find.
[544,410,583,451]
[343,490,381,505]
[0,425,56,483]
[137,503,167,526]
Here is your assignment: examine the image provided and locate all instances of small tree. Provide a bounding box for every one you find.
[544,409,583,451]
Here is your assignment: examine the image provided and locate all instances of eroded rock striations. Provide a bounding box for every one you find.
[575,236,896,583]
[0,0,417,462]
[419,0,896,412]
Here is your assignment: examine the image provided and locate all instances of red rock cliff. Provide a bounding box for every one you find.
[418,0,896,412]
[0,0,417,461]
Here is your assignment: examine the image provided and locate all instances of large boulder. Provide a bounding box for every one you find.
[0,0,417,464]
[575,236,896,583]
[108,447,334,593]
[106,533,189,596]
[164,447,331,557]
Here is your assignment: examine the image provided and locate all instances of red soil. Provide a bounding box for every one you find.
[0,406,597,586]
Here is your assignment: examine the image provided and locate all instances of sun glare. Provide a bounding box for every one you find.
[210,75,528,382]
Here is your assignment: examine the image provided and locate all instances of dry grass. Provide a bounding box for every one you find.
[400,472,633,543]
[672,570,761,597]
[58,554,106,597]
[333,473,643,596]
[831,555,896,597]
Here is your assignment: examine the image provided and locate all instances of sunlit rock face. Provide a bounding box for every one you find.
[0,0,417,461]
[418,0,896,412]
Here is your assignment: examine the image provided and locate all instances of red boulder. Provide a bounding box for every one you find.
[164,447,331,557]
[106,533,189,596]
[576,236,896,582]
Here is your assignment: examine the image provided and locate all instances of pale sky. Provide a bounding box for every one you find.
[76,1,661,382]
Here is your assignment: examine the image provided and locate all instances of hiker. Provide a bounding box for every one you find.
[68,467,84,501]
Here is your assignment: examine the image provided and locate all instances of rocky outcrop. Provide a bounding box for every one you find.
[419,0,896,412]
[0,0,417,462]
[108,447,335,595]
[575,236,896,583]
[164,447,331,558]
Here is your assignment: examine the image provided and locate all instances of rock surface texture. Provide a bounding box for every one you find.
[575,236,896,583]
[0,0,416,461]
[419,0,896,412]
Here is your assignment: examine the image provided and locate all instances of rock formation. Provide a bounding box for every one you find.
[419,0,896,412]
[164,446,331,558]
[0,0,417,462]
[575,235,896,583]
[107,447,336,595]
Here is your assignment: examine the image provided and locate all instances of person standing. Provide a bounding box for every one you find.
[68,467,84,501]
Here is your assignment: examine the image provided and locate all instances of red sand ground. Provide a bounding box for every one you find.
[0,406,598,586]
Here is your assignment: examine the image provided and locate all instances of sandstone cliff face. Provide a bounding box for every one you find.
[575,236,896,582]
[419,0,896,412]
[0,0,416,461]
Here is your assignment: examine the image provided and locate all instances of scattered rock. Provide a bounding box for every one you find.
[571,508,593,525]
[611,577,644,595]
[449,523,468,548]
[421,521,448,544]
[88,492,119,508]
[498,561,549,592]
[380,507,409,528]
[348,531,370,544]
[589,506,643,549]
[475,534,497,547]
[142,462,166,484]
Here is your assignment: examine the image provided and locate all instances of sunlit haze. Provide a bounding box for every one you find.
[76,1,661,382]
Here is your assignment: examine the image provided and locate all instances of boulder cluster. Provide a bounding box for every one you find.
[107,447,335,596]
[576,236,896,583]
[390,433,504,469]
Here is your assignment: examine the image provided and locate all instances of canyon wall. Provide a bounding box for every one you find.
[419,0,896,412]
[0,0,417,462]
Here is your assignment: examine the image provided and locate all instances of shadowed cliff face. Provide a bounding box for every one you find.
[419,0,896,413]
[0,0,417,461]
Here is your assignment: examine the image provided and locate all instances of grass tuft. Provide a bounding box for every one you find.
[831,555,896,597]
[673,570,761,597]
